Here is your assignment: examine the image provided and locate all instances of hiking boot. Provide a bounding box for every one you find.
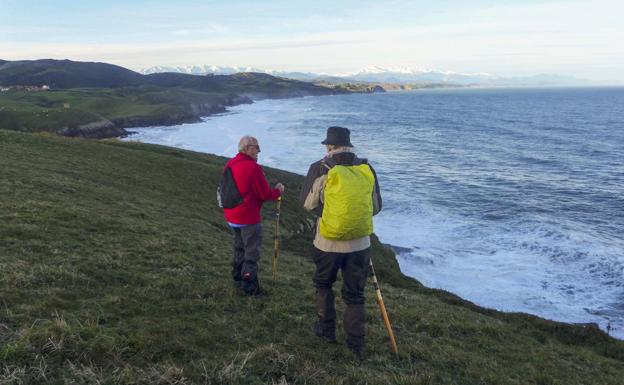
[314,322,337,343]
[245,286,269,298]
[243,277,266,297]
[346,337,366,361]
[242,272,260,294]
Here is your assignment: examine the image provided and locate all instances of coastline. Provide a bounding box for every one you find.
[62,88,384,140]
[63,94,254,139]
[0,60,388,140]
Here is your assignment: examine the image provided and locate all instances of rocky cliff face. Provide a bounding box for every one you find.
[188,95,253,116]
[60,119,130,139]
[58,95,254,139]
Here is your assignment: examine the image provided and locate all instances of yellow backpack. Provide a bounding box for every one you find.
[320,164,375,240]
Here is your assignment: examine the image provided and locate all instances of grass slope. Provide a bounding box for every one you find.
[0,86,243,136]
[0,59,144,89]
[1,130,623,384]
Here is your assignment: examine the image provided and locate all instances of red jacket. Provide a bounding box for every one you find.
[223,153,281,225]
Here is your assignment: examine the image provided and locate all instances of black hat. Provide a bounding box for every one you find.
[321,126,353,147]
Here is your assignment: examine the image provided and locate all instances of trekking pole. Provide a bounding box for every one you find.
[369,258,399,356]
[272,197,282,283]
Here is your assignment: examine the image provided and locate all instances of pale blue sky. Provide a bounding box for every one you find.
[1,0,623,83]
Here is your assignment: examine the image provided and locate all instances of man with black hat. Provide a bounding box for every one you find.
[300,126,382,360]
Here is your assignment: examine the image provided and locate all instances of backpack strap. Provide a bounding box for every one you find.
[321,157,337,172]
[322,155,368,170]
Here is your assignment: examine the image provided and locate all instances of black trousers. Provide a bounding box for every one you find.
[231,223,262,291]
[313,247,370,342]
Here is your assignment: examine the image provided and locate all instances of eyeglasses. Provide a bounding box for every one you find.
[248,144,260,151]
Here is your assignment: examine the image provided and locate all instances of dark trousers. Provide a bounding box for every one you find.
[231,223,262,292]
[313,247,370,344]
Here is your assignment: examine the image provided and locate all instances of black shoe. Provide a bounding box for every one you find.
[314,322,337,343]
[245,286,269,297]
[346,338,366,361]
[242,273,260,294]
[243,276,266,297]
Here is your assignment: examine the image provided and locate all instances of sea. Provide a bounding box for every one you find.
[123,87,624,339]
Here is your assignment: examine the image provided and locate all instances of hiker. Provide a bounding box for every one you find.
[222,135,284,295]
[300,126,382,359]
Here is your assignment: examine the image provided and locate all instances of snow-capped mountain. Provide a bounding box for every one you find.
[139,65,587,86]
[141,65,270,75]
[339,66,586,86]
[140,65,328,81]
[339,66,492,84]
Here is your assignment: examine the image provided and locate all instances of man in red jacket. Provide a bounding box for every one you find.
[223,136,284,295]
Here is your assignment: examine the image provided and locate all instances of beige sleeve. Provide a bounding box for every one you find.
[303,174,327,211]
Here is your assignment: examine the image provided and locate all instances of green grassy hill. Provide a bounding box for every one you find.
[0,86,249,137]
[1,129,623,384]
[0,59,144,88]
[0,59,344,96]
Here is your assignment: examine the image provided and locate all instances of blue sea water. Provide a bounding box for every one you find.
[125,87,624,338]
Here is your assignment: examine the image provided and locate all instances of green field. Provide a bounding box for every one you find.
[1,130,623,384]
[0,87,240,135]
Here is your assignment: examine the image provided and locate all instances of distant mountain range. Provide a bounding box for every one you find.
[0,58,589,94]
[0,59,352,98]
[141,65,589,87]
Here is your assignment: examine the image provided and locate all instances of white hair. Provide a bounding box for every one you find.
[326,145,353,156]
[238,136,258,152]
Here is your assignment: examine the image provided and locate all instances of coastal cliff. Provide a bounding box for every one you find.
[1,129,622,384]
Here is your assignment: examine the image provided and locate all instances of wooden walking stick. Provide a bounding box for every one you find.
[369,258,399,355]
[272,197,282,283]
